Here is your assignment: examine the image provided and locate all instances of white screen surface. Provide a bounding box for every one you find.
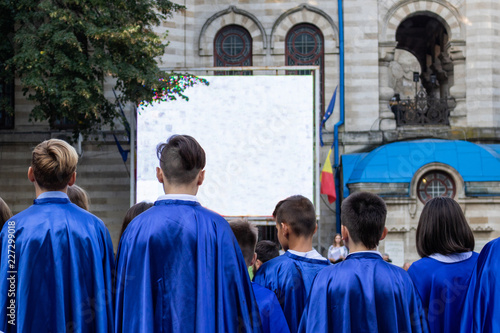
[137,75,315,217]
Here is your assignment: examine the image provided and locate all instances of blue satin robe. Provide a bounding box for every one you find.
[114,199,262,333]
[0,197,115,332]
[298,252,429,333]
[460,238,500,333]
[252,282,290,333]
[253,251,329,333]
[408,253,478,333]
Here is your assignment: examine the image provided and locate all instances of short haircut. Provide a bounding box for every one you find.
[67,184,90,211]
[273,195,316,237]
[416,196,474,257]
[255,240,279,263]
[119,201,154,239]
[341,191,387,249]
[0,197,13,229]
[156,135,206,185]
[229,219,259,266]
[31,139,78,191]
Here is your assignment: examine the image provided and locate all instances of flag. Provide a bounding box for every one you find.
[320,149,336,203]
[320,86,338,147]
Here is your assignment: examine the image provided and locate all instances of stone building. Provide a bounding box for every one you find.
[2,0,500,262]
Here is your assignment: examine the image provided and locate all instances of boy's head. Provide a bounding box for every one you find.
[254,240,280,273]
[156,135,205,186]
[340,191,387,250]
[273,195,316,251]
[67,184,90,211]
[416,196,474,257]
[229,219,259,267]
[29,139,78,191]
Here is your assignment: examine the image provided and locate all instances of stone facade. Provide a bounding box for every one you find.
[2,0,500,260]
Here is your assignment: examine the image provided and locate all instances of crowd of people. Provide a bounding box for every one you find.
[0,135,499,332]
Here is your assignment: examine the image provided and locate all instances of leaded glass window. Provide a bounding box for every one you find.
[417,171,456,203]
[214,25,252,75]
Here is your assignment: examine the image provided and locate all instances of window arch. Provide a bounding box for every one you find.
[286,24,324,113]
[214,25,252,74]
[417,170,456,203]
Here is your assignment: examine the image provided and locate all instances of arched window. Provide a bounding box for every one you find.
[214,25,252,75]
[417,170,456,203]
[286,24,324,112]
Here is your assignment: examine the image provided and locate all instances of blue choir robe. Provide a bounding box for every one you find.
[114,199,262,333]
[252,282,290,333]
[0,196,115,332]
[253,251,329,333]
[460,238,500,333]
[408,253,478,333]
[298,252,429,333]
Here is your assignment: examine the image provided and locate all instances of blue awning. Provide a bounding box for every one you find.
[342,139,500,196]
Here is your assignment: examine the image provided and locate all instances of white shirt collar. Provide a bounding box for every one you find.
[346,250,383,258]
[288,249,328,261]
[429,252,473,263]
[37,191,69,199]
[156,194,199,203]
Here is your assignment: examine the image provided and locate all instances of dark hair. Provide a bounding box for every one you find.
[341,191,387,249]
[156,135,206,185]
[333,233,344,246]
[229,219,259,266]
[119,202,154,239]
[0,197,13,229]
[416,196,474,257]
[255,240,280,263]
[273,195,316,237]
[67,184,90,211]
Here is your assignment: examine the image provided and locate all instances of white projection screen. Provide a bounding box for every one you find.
[137,74,317,218]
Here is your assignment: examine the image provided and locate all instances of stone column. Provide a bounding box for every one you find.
[379,42,397,130]
[449,42,466,127]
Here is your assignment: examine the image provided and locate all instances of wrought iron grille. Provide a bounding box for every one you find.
[391,89,455,126]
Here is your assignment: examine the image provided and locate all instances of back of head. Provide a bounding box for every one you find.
[229,219,258,266]
[416,196,474,257]
[255,240,279,263]
[120,201,154,239]
[341,191,387,249]
[0,197,13,229]
[273,195,316,237]
[67,184,90,211]
[31,139,78,191]
[156,135,206,185]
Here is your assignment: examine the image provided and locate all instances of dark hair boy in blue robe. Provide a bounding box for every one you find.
[298,191,429,333]
[0,139,115,332]
[253,195,329,333]
[114,135,262,333]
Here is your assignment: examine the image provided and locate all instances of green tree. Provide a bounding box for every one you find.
[0,0,206,140]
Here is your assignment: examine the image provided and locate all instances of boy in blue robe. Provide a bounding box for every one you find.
[298,191,429,333]
[114,135,262,333]
[253,195,329,333]
[460,237,500,332]
[0,139,115,332]
[229,219,290,333]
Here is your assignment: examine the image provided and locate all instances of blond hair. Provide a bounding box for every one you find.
[31,139,78,191]
[0,197,13,228]
[67,184,90,211]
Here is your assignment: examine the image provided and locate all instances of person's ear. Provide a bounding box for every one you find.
[68,172,76,186]
[250,253,257,267]
[255,259,263,271]
[341,225,349,242]
[28,167,36,183]
[313,223,318,235]
[281,222,290,238]
[197,170,205,186]
[156,167,164,184]
[380,227,388,241]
